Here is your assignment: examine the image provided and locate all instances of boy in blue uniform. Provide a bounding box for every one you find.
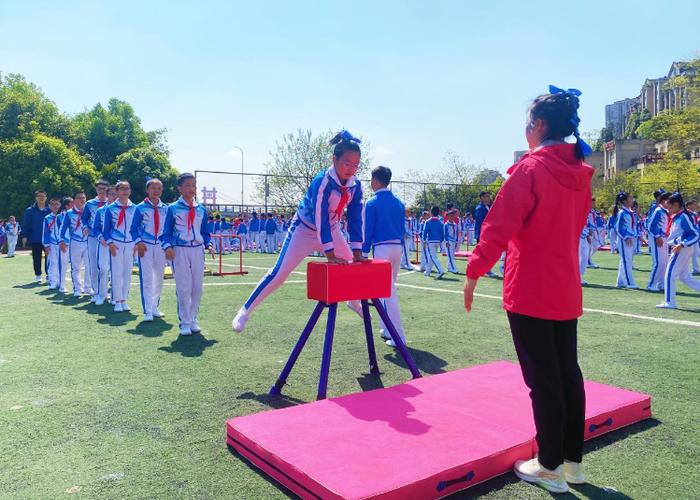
[42,199,61,288]
[59,191,90,296]
[103,181,137,311]
[4,216,20,257]
[92,186,117,305]
[249,212,260,252]
[362,166,407,347]
[444,210,460,274]
[81,179,110,301]
[422,206,445,278]
[265,213,277,253]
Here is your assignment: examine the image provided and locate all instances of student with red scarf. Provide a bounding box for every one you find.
[464,86,594,494]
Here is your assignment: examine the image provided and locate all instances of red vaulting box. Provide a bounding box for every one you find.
[307,260,392,303]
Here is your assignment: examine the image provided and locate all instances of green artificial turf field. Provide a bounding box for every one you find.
[1,249,699,499]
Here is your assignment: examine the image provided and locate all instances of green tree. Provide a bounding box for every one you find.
[259,129,371,208]
[105,147,179,202]
[0,73,70,141]
[70,99,151,168]
[0,134,98,217]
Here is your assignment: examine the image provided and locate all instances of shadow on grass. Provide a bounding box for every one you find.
[226,443,304,499]
[127,319,172,338]
[158,332,218,357]
[237,391,306,410]
[356,372,385,392]
[384,347,448,375]
[96,310,138,326]
[12,282,44,290]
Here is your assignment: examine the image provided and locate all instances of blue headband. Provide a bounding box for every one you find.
[548,84,592,157]
[339,129,362,144]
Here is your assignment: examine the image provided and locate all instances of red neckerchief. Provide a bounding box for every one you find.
[74,207,82,229]
[335,186,349,218]
[117,203,128,228]
[145,198,160,235]
[98,200,106,208]
[666,213,676,237]
[48,215,56,230]
[186,200,196,236]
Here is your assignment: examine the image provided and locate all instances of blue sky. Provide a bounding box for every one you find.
[1,0,698,202]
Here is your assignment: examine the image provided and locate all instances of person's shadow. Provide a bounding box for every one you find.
[237,391,306,410]
[127,320,171,338]
[12,282,44,290]
[384,347,448,375]
[158,333,218,357]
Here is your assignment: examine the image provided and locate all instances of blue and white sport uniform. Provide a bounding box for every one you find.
[103,200,137,304]
[241,166,363,314]
[92,204,111,301]
[131,198,169,315]
[646,205,669,290]
[81,197,108,297]
[422,217,445,276]
[60,206,91,293]
[361,187,407,341]
[159,197,211,330]
[614,207,637,288]
[42,212,62,288]
[444,220,459,272]
[661,211,700,307]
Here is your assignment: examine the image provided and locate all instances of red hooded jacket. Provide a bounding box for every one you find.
[466,143,594,320]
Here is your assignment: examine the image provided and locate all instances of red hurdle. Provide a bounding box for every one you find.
[211,233,248,276]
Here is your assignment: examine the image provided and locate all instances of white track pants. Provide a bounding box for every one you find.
[579,238,589,280]
[96,242,110,300]
[400,238,411,268]
[137,243,166,314]
[647,239,668,289]
[47,244,60,288]
[616,238,636,287]
[609,229,617,253]
[6,234,17,256]
[172,246,205,328]
[373,244,406,342]
[243,221,352,314]
[58,247,70,291]
[663,246,700,307]
[69,240,89,293]
[266,233,276,253]
[87,237,100,295]
[424,242,444,275]
[445,241,459,273]
[420,241,428,271]
[249,231,259,252]
[110,241,134,303]
[692,244,700,273]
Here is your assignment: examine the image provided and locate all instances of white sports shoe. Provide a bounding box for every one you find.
[656,302,676,309]
[581,280,588,285]
[179,325,192,336]
[563,460,585,484]
[232,308,249,333]
[143,313,154,322]
[95,296,105,306]
[114,303,124,312]
[191,321,201,333]
[514,458,569,494]
[386,339,397,347]
[35,275,42,283]
[379,329,390,340]
[122,303,131,312]
[152,310,165,318]
[74,291,82,298]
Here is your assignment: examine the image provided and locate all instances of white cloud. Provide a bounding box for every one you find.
[373,146,393,156]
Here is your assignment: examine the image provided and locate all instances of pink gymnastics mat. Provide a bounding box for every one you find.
[226,361,651,499]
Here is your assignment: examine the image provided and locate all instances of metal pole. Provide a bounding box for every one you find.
[230,146,244,206]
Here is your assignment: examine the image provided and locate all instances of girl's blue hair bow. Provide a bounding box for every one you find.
[339,129,362,144]
[548,84,592,157]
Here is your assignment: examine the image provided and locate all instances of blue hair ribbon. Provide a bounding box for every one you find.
[548,84,592,157]
[339,129,362,144]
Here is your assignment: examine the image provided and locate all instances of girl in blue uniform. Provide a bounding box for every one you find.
[614,191,638,289]
[657,192,700,309]
[232,130,366,333]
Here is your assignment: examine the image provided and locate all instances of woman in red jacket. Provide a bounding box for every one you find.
[464,86,594,494]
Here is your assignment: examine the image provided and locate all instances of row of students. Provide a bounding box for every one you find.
[1,216,20,257]
[40,175,213,336]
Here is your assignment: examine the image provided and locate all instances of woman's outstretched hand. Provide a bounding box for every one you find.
[464,276,478,313]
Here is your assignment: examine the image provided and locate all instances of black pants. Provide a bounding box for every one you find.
[31,243,47,276]
[507,312,585,470]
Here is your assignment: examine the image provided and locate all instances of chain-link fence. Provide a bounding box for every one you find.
[194,170,496,216]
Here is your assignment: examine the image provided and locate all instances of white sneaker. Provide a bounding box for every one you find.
[436,272,445,279]
[95,296,105,306]
[232,308,249,333]
[122,303,131,311]
[646,286,661,292]
[143,313,154,322]
[90,295,97,303]
[35,275,42,283]
[563,461,585,484]
[379,329,390,340]
[656,302,676,309]
[152,310,165,318]
[486,271,498,277]
[74,291,82,298]
[59,287,67,293]
[179,325,192,336]
[514,458,568,494]
[191,321,201,333]
[626,285,639,290]
[114,303,124,312]
[386,339,397,347]
[580,280,588,285]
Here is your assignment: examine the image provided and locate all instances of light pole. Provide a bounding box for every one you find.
[231,146,244,207]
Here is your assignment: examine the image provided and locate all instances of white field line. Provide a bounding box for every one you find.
[395,282,700,328]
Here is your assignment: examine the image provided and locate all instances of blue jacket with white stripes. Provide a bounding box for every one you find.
[646,206,669,239]
[422,217,445,243]
[361,188,404,257]
[615,208,637,240]
[668,211,700,248]
[296,167,363,253]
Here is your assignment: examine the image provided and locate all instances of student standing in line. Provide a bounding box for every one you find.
[4,216,20,257]
[657,192,700,309]
[646,191,671,292]
[56,197,73,293]
[422,206,445,279]
[103,181,137,312]
[160,173,214,335]
[93,186,117,305]
[614,191,638,289]
[42,199,62,289]
[131,178,169,321]
[362,166,407,347]
[59,191,90,296]
[465,85,594,494]
[81,179,110,301]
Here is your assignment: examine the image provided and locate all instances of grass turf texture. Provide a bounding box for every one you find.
[0,250,699,499]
